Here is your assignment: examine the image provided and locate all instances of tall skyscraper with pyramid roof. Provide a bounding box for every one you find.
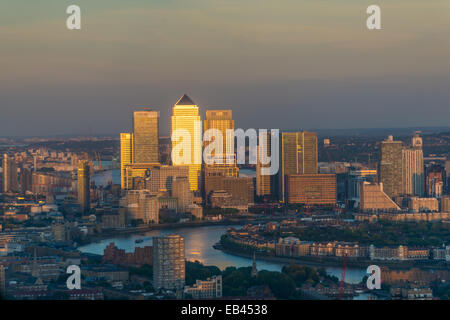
[171,94,202,191]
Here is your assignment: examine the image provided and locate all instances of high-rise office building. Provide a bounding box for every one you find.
[153,235,185,290]
[3,154,18,193]
[139,191,159,224]
[77,160,90,214]
[402,147,424,197]
[204,109,234,163]
[120,133,133,189]
[287,174,337,206]
[379,135,403,198]
[171,94,201,191]
[207,176,254,209]
[202,109,238,196]
[202,110,239,198]
[279,132,318,202]
[345,169,378,206]
[145,165,190,193]
[256,132,274,198]
[122,189,159,224]
[133,110,160,164]
[20,166,32,194]
[171,176,193,213]
[380,134,425,199]
[202,165,239,201]
[445,160,450,194]
[123,163,160,190]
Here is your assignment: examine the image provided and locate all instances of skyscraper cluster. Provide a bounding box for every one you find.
[120,110,160,190]
[379,133,424,199]
[120,94,326,209]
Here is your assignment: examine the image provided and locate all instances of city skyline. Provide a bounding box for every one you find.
[1,0,450,305]
[1,1,450,136]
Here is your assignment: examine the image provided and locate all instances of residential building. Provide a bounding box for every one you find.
[184,275,222,299]
[402,146,424,196]
[379,135,403,198]
[153,235,185,290]
[103,242,153,266]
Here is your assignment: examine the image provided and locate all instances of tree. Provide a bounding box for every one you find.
[185,261,221,286]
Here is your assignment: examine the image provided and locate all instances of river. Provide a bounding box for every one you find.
[89,169,371,299]
[78,225,367,284]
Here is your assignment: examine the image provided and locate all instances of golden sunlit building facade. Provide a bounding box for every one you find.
[202,109,238,198]
[171,94,202,192]
[256,132,273,197]
[279,131,318,202]
[204,109,234,163]
[123,163,160,190]
[77,160,90,214]
[287,174,336,206]
[120,133,133,189]
[133,110,160,164]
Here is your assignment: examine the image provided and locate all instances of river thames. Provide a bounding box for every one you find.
[89,168,371,299]
[78,225,367,284]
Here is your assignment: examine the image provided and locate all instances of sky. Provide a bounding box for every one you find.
[1,0,449,137]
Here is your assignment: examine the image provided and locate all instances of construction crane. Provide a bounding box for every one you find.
[338,253,348,300]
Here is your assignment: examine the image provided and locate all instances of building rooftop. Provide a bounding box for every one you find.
[175,94,196,106]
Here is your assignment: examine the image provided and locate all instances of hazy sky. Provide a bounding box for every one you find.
[1,0,449,137]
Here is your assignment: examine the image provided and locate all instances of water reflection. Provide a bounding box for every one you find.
[78,225,366,283]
